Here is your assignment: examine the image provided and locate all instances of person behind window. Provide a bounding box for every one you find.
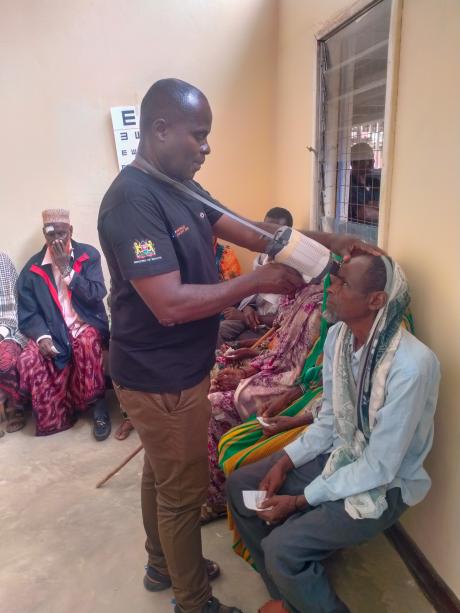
[348,142,380,226]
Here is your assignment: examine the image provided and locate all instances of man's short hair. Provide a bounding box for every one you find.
[265,207,293,227]
[360,255,388,293]
[351,142,374,162]
[140,78,206,133]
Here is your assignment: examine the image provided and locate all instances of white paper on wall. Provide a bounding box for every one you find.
[110,106,140,171]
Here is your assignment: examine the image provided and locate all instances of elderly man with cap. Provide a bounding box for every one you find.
[17,209,110,439]
[348,142,381,225]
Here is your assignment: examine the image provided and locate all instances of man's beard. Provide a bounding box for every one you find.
[322,309,339,324]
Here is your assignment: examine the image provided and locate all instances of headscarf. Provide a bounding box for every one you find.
[0,252,28,347]
[322,256,410,519]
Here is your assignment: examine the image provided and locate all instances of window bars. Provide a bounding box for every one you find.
[316,0,392,244]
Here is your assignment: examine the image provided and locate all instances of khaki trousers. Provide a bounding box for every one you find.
[114,376,212,613]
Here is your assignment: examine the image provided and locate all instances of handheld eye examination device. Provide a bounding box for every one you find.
[134,156,340,284]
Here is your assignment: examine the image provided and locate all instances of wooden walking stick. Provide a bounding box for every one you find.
[250,327,275,348]
[95,443,144,488]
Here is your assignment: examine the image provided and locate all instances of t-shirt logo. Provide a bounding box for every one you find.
[133,239,156,260]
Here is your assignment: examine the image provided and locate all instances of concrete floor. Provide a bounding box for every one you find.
[0,399,434,613]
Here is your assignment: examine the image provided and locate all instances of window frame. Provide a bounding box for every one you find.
[310,0,403,250]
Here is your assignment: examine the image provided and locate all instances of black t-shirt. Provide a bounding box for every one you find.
[98,165,223,393]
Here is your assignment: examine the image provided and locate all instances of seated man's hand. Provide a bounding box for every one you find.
[242,305,260,330]
[257,495,296,524]
[257,494,309,524]
[51,239,71,274]
[223,306,244,321]
[259,453,293,496]
[38,338,57,358]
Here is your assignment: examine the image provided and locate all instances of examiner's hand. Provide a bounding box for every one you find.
[252,263,304,295]
[329,234,385,262]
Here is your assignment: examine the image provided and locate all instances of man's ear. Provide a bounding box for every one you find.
[151,118,168,143]
[69,225,73,238]
[368,291,388,312]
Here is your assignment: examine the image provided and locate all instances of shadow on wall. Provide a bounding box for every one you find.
[16,229,46,270]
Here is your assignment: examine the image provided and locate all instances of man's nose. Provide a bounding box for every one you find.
[201,140,211,155]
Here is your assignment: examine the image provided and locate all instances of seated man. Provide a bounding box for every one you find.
[217,207,293,347]
[0,251,28,434]
[17,209,111,440]
[227,255,440,613]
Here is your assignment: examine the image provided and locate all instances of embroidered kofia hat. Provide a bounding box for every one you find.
[42,209,70,225]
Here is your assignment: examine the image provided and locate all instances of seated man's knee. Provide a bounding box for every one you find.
[226,469,245,505]
[262,529,290,579]
[226,461,268,513]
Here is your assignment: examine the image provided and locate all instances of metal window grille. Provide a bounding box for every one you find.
[315,0,391,244]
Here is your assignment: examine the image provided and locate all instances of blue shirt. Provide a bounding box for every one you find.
[285,324,440,507]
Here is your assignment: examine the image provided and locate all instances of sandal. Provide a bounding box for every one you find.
[6,409,26,433]
[200,503,227,525]
[114,417,134,440]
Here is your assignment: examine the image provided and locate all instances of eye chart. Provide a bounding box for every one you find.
[110,106,140,171]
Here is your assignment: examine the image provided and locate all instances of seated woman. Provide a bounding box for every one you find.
[0,251,28,434]
[203,282,325,523]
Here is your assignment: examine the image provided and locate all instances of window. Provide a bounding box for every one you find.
[315,0,392,244]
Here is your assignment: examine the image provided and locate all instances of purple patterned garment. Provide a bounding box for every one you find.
[206,283,324,510]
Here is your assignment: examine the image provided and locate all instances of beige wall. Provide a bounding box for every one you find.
[386,0,460,596]
[274,0,460,597]
[3,0,460,598]
[1,0,277,273]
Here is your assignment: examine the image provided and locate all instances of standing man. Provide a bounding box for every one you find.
[98,78,375,613]
[17,210,110,439]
